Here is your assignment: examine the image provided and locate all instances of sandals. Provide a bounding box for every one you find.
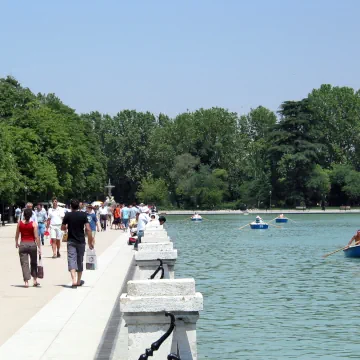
[33,282,40,287]
[71,280,84,289]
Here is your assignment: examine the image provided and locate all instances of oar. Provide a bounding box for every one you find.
[270,223,282,229]
[268,217,278,223]
[239,223,251,230]
[287,217,297,223]
[323,246,348,258]
[202,216,211,221]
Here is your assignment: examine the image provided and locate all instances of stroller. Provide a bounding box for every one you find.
[128,222,138,245]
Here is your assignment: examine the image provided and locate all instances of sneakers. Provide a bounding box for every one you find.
[57,252,61,258]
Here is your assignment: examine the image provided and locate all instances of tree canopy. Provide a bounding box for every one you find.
[2,76,360,209]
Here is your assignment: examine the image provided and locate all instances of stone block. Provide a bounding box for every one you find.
[127,279,195,297]
[135,249,177,262]
[138,242,173,251]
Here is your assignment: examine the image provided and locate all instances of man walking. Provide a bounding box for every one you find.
[15,206,21,223]
[121,204,130,231]
[21,203,37,223]
[99,203,108,231]
[62,199,93,288]
[86,205,100,244]
[47,197,65,259]
[134,206,150,250]
[35,203,48,245]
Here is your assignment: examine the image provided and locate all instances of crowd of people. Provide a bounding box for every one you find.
[14,198,165,287]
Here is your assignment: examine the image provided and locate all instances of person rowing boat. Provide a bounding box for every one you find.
[255,215,263,224]
[345,230,360,249]
[191,212,203,221]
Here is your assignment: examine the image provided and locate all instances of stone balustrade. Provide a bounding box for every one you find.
[120,279,203,360]
[134,242,177,279]
[116,227,203,360]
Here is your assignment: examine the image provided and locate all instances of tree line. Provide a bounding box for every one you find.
[1,76,360,209]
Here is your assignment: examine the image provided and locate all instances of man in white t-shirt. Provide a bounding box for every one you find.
[99,204,108,231]
[47,197,65,258]
[134,206,150,250]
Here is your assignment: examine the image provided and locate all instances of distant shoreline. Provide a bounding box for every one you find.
[161,209,360,215]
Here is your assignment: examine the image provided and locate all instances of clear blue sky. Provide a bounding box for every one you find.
[1,0,359,117]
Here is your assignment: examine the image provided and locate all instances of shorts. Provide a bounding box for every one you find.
[50,224,62,240]
[67,242,86,272]
[113,218,120,225]
[122,218,129,227]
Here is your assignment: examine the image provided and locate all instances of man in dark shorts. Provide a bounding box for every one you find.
[61,199,94,288]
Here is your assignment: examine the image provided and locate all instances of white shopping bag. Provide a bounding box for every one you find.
[86,248,97,270]
[44,230,51,245]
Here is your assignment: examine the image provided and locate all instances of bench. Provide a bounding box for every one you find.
[340,206,351,210]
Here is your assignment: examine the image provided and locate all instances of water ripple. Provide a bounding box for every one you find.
[167,214,360,359]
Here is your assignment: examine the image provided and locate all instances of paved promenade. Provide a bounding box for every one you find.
[0,224,133,359]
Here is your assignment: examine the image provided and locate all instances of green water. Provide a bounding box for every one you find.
[166,214,360,360]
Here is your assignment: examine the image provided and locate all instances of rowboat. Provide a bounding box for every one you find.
[343,244,360,258]
[275,218,288,223]
[191,216,202,222]
[250,222,269,229]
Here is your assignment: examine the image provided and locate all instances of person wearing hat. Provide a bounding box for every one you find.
[134,206,150,250]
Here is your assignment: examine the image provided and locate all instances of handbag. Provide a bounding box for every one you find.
[62,232,68,242]
[37,255,44,279]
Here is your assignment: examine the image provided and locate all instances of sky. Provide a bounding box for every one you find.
[1,0,360,117]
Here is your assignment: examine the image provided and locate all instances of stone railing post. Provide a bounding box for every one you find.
[120,279,203,360]
[135,242,177,280]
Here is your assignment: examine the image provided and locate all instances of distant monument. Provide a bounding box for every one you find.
[104,179,115,205]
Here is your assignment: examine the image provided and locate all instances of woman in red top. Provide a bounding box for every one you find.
[15,208,41,287]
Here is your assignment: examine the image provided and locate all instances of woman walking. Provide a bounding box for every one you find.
[15,208,41,287]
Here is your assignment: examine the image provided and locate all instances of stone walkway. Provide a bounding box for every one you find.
[0,224,133,359]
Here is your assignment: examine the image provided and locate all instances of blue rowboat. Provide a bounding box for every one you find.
[250,222,269,229]
[276,218,288,223]
[191,217,202,222]
[344,244,360,258]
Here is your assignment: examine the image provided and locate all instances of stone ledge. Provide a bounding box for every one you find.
[120,293,203,313]
[127,278,195,296]
[142,236,170,243]
[135,250,177,261]
[145,225,164,231]
[138,242,173,251]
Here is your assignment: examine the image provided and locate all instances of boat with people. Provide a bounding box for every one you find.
[250,216,269,229]
[275,214,288,223]
[343,244,360,258]
[343,230,360,258]
[191,213,203,222]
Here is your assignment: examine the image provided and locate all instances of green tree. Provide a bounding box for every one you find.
[270,99,323,206]
[136,177,169,206]
[0,124,20,202]
[306,165,330,204]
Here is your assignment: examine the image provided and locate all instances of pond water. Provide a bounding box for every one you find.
[166,214,360,360]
